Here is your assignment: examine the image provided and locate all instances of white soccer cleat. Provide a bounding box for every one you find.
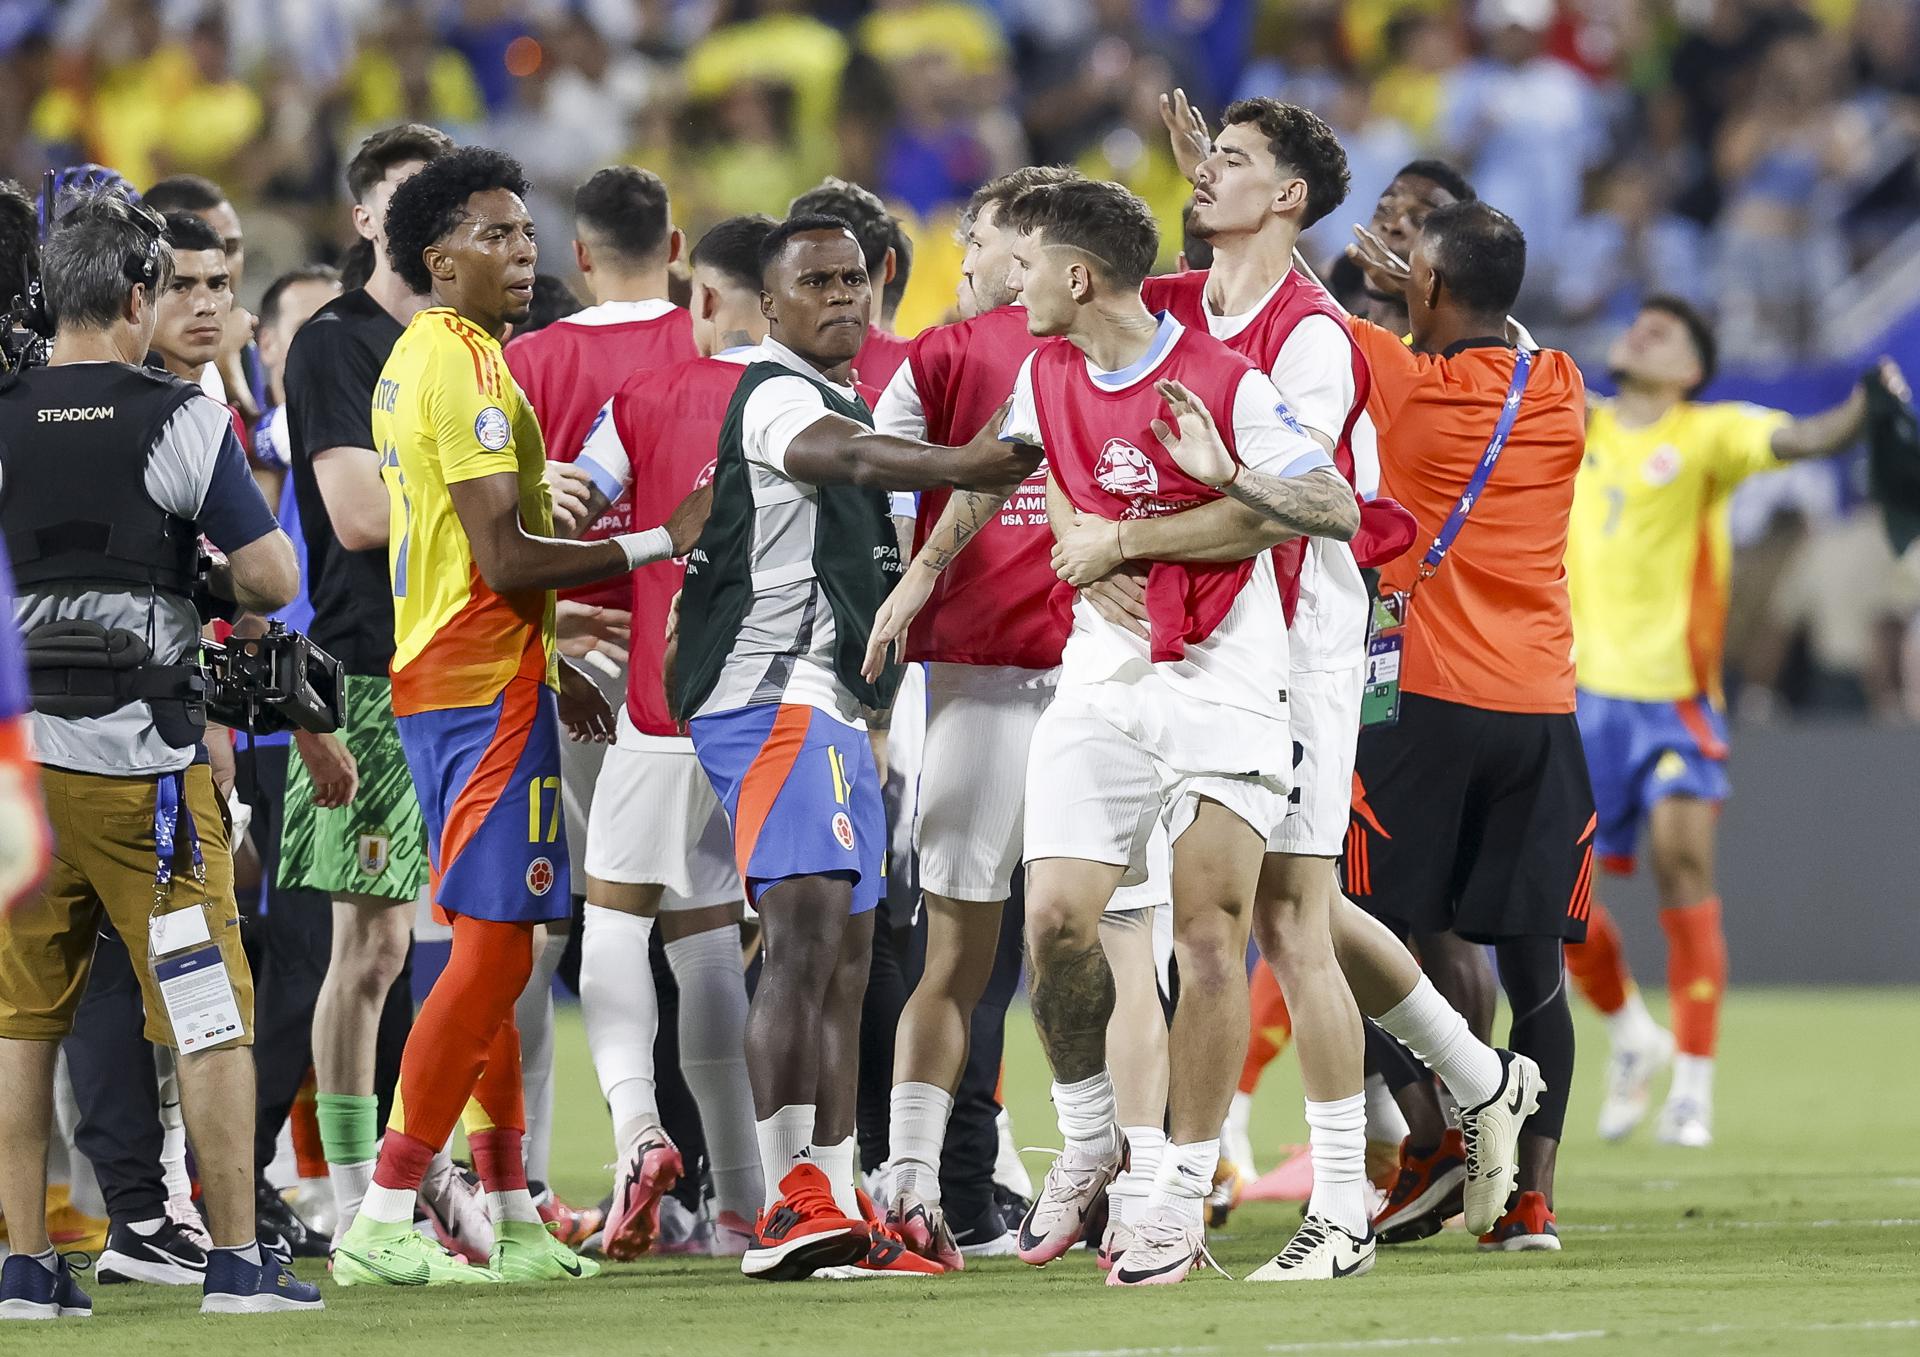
[1014,1128,1123,1266]
[1246,1213,1376,1282]
[1457,1050,1544,1236]
[1105,1203,1213,1287]
[1597,1023,1675,1142]
[420,1157,494,1266]
[1655,1097,1714,1148]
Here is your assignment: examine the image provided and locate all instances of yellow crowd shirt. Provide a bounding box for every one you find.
[1568,398,1789,703]
[373,307,558,716]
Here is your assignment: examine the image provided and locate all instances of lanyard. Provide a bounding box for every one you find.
[1417,348,1532,581]
[153,771,203,889]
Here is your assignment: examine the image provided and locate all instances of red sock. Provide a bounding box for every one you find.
[1661,896,1726,1057]
[1565,898,1633,1016]
[1239,960,1292,1095]
[381,916,535,1179]
[290,1068,328,1181]
[465,1017,528,1194]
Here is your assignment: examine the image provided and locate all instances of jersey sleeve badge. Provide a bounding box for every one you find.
[475,405,511,451]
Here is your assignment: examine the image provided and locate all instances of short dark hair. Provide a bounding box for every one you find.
[345,123,454,204]
[142,174,226,215]
[789,179,894,280]
[383,146,530,295]
[962,165,1079,234]
[1219,98,1350,227]
[522,274,584,334]
[1,179,36,294]
[1639,293,1718,394]
[258,264,340,331]
[691,214,778,293]
[758,213,862,286]
[161,210,224,256]
[883,218,913,315]
[574,165,672,264]
[40,190,170,330]
[1420,200,1526,316]
[1394,158,1477,204]
[1003,179,1159,290]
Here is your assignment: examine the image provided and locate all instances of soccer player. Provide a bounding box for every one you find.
[501,163,696,1239]
[789,178,913,388]
[1564,297,1909,1147]
[901,175,1359,1287]
[1333,201,1588,1250]
[149,213,233,387]
[331,147,704,1286]
[143,174,259,426]
[563,214,777,1259]
[669,213,1040,1280]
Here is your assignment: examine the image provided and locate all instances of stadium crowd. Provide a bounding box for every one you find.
[0,0,1917,1326]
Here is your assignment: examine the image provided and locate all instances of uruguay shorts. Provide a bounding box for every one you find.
[396,677,571,924]
[278,673,429,901]
[689,702,885,916]
[585,710,742,910]
[1347,693,1596,944]
[1268,661,1364,858]
[1576,689,1731,874]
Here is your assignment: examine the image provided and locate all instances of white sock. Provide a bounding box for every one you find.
[994,1107,1033,1197]
[812,1136,860,1218]
[1223,1089,1256,1173]
[1374,976,1503,1108]
[1145,1139,1217,1224]
[1113,1124,1167,1225]
[887,1081,953,1204]
[489,1187,542,1225]
[329,1159,376,1237]
[1607,988,1661,1047]
[28,1249,59,1275]
[155,1052,191,1201]
[1363,1072,1409,1146]
[665,927,761,1222]
[126,1216,165,1237]
[212,1241,264,1267]
[359,1181,416,1226]
[1669,1053,1714,1108]
[514,925,568,1186]
[580,905,661,1153]
[1304,1094,1370,1236]
[755,1104,816,1208]
[1051,1070,1119,1158]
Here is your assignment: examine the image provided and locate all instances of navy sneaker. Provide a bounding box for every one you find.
[0,1252,92,1320]
[199,1248,324,1315]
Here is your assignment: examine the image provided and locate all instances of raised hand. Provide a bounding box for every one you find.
[1159,87,1211,184]
[1151,378,1235,488]
[1345,224,1411,300]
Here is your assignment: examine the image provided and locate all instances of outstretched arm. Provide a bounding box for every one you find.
[780,404,1038,494]
[448,472,708,595]
[1771,358,1910,460]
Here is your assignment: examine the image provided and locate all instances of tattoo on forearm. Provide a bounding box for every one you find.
[921,490,1004,572]
[1026,936,1115,1083]
[1224,468,1357,539]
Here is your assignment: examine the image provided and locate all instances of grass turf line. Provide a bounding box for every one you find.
[13,987,1916,1356]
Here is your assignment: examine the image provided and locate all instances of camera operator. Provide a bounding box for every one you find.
[0,190,320,1318]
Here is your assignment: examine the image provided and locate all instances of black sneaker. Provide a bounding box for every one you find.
[992,1183,1032,1234]
[256,1181,330,1260]
[97,1217,208,1286]
[946,1202,1015,1258]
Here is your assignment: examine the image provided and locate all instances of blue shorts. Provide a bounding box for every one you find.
[689,703,883,916]
[397,678,571,923]
[1574,689,1730,874]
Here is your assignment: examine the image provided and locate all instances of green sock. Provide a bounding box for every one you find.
[316,1093,379,1166]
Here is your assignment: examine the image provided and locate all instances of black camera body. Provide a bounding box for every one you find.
[202,621,345,737]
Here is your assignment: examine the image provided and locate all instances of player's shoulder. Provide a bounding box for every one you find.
[1141,268,1205,311]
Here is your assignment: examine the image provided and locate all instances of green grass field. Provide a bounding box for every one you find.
[27,987,1920,1356]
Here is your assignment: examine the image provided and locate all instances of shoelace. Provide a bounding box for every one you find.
[1021,1143,1120,1215]
[1129,1214,1234,1281]
[781,1175,846,1224]
[1270,1217,1331,1269]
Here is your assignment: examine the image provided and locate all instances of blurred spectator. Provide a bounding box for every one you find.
[1235,10,1345,113]
[1556,160,1711,369]
[1369,9,1463,146]
[344,9,486,134]
[1440,0,1600,296]
[683,0,850,179]
[1073,58,1192,273]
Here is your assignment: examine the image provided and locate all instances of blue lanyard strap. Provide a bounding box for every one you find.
[1417,347,1533,580]
[153,771,203,889]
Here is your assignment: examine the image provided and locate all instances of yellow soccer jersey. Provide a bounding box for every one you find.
[1568,398,1790,703]
[374,307,557,716]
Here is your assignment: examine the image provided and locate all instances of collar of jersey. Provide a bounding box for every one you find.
[560,298,678,328]
[422,307,499,349]
[1088,311,1181,391]
[757,337,858,397]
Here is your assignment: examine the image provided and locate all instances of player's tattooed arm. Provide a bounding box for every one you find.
[860,485,1013,681]
[920,488,1008,574]
[1219,465,1359,541]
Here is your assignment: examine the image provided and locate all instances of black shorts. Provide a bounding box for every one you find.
[1345,693,1595,944]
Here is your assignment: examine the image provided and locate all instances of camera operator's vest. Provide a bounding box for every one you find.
[0,363,208,745]
[672,361,904,721]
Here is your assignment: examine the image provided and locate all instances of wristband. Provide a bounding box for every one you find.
[615,526,674,570]
[1224,461,1243,489]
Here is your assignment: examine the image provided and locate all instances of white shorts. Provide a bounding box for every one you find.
[915,663,1057,903]
[584,711,742,911]
[1024,676,1290,886]
[557,657,626,886]
[1267,661,1364,858]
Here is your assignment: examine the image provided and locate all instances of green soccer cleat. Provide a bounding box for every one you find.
[332,1216,504,1287]
[490,1220,602,1283]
